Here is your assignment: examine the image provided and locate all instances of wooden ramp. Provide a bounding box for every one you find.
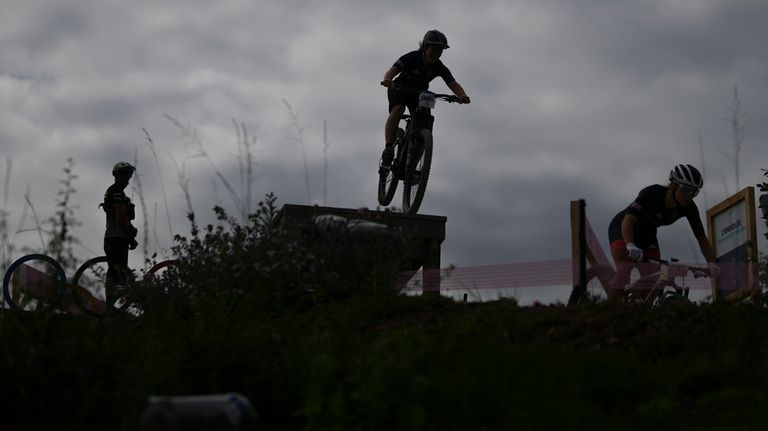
[273,204,447,293]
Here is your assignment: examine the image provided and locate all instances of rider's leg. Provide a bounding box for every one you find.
[385,105,405,145]
[104,237,129,306]
[382,105,405,165]
[635,245,661,292]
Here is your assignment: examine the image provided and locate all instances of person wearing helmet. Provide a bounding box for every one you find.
[606,164,719,300]
[379,30,471,167]
[101,162,138,302]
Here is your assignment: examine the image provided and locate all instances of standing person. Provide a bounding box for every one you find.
[607,164,720,300]
[101,162,138,305]
[380,29,471,168]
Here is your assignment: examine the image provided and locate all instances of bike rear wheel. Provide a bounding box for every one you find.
[378,128,404,206]
[402,128,433,215]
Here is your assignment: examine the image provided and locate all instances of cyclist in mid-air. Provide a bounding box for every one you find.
[380,29,471,168]
[607,164,720,300]
[101,162,139,303]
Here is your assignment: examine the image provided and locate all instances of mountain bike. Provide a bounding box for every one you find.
[571,258,710,305]
[378,82,461,215]
[2,253,176,316]
[624,258,710,305]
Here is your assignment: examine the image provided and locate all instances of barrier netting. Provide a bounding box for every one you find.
[402,260,755,295]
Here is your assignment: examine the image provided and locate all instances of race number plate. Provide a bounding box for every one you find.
[418,92,436,109]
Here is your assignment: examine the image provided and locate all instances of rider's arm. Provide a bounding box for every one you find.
[684,204,715,262]
[447,81,470,103]
[113,203,137,238]
[696,234,720,275]
[696,234,717,263]
[382,66,400,87]
[620,213,638,244]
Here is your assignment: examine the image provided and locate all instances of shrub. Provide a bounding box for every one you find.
[129,193,405,322]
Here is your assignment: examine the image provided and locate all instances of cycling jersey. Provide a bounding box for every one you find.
[393,50,456,91]
[102,183,135,238]
[389,50,456,113]
[608,184,706,250]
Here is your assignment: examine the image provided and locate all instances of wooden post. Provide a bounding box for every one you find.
[568,200,587,305]
[423,238,442,295]
[568,199,616,305]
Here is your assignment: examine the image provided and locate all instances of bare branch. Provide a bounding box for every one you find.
[144,128,174,238]
[283,99,312,203]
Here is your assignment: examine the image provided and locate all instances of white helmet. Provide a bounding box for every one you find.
[112,161,136,175]
[669,164,703,189]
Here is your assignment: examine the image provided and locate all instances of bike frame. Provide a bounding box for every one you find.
[391,91,439,180]
[625,258,710,305]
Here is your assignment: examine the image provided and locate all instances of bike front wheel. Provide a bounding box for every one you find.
[402,129,433,215]
[378,128,404,206]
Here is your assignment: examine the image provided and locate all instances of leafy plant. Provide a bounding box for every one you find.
[45,158,81,272]
[758,169,768,238]
[0,157,13,269]
[757,169,768,293]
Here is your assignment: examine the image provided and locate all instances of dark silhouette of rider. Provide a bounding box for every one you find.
[101,162,138,304]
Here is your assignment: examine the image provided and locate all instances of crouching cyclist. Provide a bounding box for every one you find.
[607,164,720,301]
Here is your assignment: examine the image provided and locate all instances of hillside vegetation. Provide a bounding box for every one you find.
[2,193,768,430]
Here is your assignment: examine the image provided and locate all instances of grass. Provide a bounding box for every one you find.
[3,296,768,430]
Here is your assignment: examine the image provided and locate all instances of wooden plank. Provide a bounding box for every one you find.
[585,216,615,292]
[570,200,582,286]
[273,204,447,294]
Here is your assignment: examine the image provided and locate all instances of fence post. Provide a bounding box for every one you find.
[568,199,587,305]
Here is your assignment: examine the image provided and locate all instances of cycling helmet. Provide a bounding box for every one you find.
[113,161,136,175]
[421,30,449,50]
[669,164,703,189]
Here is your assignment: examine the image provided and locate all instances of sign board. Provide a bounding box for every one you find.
[706,187,758,301]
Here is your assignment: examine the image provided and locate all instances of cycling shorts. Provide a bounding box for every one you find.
[608,214,660,256]
[609,238,661,259]
[388,87,418,113]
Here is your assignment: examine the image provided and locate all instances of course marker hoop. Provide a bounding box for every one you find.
[3,254,68,314]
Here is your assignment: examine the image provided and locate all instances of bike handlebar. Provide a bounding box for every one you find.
[381,81,463,103]
[644,257,676,265]
[644,257,711,278]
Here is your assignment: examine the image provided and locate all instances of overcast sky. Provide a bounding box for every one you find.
[2,0,767,280]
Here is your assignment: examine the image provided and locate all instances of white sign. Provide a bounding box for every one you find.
[706,187,758,301]
[712,200,748,257]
